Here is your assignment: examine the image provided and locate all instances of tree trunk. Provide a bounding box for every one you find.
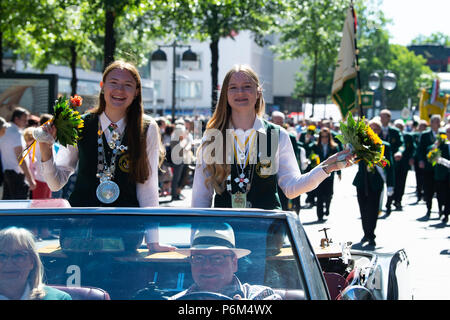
[311,48,318,118]
[103,8,116,71]
[70,44,77,96]
[210,39,219,114]
[0,31,3,74]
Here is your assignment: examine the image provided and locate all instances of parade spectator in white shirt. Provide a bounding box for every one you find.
[0,107,36,199]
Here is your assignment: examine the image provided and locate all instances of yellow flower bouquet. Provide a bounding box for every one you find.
[427,148,441,166]
[309,152,321,168]
[335,112,390,169]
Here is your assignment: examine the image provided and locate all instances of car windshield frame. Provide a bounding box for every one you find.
[0,207,322,300]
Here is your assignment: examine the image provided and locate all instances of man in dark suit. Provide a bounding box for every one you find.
[353,118,395,248]
[393,119,416,210]
[298,122,317,208]
[379,109,405,215]
[435,125,450,223]
[417,114,443,218]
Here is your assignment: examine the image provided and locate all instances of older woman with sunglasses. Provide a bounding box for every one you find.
[0,227,71,300]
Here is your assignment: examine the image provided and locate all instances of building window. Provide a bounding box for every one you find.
[176,80,202,99]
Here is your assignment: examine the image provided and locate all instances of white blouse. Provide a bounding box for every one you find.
[40,112,160,207]
[191,117,330,208]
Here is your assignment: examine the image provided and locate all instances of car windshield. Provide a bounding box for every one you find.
[0,214,305,300]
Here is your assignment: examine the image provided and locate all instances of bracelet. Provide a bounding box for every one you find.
[321,164,331,175]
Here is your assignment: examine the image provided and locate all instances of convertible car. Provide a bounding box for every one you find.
[0,200,412,300]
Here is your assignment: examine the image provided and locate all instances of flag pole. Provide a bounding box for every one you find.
[351,1,364,119]
[350,1,369,198]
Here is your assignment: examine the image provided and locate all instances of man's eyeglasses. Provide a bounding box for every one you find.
[190,254,234,265]
[0,251,29,265]
[320,135,329,138]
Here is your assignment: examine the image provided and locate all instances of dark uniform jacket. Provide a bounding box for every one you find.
[417,129,440,172]
[353,141,395,192]
[381,126,404,155]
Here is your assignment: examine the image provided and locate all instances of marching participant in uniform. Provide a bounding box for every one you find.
[38,60,171,252]
[353,118,394,247]
[392,119,416,210]
[191,65,353,210]
[417,114,443,218]
[379,109,404,215]
[412,120,428,203]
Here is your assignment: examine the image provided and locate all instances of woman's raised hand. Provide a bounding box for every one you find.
[321,148,355,173]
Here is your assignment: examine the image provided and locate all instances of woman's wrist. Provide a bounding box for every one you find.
[321,164,331,174]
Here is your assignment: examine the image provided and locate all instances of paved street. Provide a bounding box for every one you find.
[163,165,450,300]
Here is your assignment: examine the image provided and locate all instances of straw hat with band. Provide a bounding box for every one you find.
[176,223,251,259]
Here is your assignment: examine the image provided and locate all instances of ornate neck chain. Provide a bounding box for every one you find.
[96,119,127,181]
[95,119,128,203]
[225,130,257,208]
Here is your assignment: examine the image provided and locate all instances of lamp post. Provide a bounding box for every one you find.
[151,42,197,123]
[368,71,397,117]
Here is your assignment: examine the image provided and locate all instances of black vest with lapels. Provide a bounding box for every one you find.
[213,120,281,210]
[69,113,142,207]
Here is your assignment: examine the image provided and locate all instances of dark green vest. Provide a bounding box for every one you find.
[213,120,281,210]
[69,113,141,207]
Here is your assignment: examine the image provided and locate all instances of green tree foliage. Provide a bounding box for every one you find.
[0,0,42,73]
[278,0,433,112]
[161,0,286,112]
[356,1,433,109]
[274,0,348,110]
[14,1,101,95]
[9,0,164,95]
[411,32,450,46]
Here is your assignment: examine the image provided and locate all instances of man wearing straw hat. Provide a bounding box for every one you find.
[171,223,281,300]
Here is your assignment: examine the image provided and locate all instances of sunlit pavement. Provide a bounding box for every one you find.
[166,166,450,300]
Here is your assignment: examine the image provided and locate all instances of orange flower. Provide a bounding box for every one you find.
[70,95,83,108]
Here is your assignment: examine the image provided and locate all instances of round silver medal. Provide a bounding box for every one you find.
[96,180,120,204]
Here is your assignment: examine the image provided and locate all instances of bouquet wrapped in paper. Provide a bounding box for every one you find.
[19,95,84,164]
[335,112,390,170]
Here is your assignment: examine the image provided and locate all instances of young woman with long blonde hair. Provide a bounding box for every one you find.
[192,65,353,209]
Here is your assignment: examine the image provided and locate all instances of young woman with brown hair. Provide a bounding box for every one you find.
[312,127,341,221]
[38,60,170,251]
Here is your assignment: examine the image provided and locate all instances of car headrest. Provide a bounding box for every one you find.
[49,285,111,300]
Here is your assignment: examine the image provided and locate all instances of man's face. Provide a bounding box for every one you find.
[430,118,441,131]
[418,123,427,132]
[395,123,404,132]
[271,116,284,126]
[380,113,390,127]
[14,114,28,129]
[370,122,382,135]
[190,250,237,292]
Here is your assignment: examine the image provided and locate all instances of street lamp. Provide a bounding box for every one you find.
[151,42,197,123]
[368,71,397,117]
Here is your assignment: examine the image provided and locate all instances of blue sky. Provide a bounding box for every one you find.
[380,0,450,45]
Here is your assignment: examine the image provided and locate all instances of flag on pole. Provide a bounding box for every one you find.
[332,8,357,120]
[430,78,440,104]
